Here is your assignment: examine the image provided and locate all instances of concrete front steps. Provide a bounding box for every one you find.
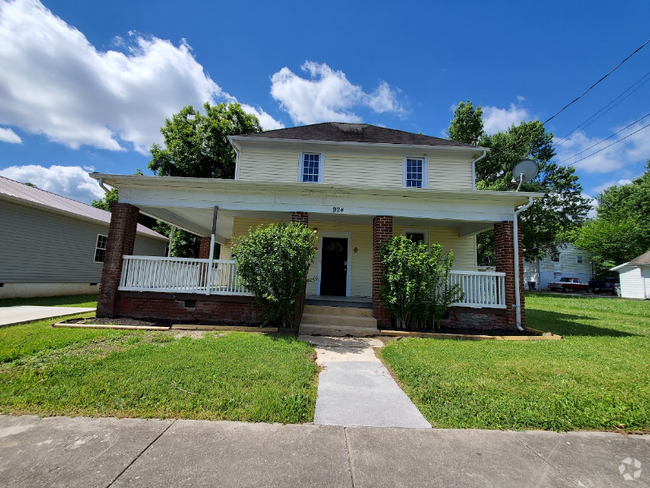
[299,304,379,337]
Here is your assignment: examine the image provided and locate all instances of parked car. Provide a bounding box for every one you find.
[548,277,590,292]
[588,277,619,295]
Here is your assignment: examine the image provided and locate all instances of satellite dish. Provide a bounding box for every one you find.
[511,160,538,191]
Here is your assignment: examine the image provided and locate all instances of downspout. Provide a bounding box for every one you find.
[513,197,534,330]
[97,178,111,194]
[471,150,487,190]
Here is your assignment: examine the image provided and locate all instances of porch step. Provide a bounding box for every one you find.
[305,298,372,309]
[301,312,378,329]
[300,324,379,337]
[303,305,374,318]
[299,305,379,337]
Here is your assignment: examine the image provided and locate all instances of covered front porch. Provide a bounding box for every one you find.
[94,174,540,330]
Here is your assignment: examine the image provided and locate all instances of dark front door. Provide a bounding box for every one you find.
[320,237,348,296]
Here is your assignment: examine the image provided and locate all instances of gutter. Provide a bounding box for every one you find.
[513,197,534,330]
[97,177,111,194]
[471,150,487,190]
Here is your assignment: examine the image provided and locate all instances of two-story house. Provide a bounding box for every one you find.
[92,122,542,333]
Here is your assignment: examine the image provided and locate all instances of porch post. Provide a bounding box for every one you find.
[494,220,524,329]
[97,203,139,318]
[199,237,212,259]
[204,206,219,295]
[291,211,309,226]
[372,215,393,327]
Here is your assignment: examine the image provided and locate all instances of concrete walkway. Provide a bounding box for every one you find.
[0,415,648,487]
[0,306,95,327]
[302,336,431,429]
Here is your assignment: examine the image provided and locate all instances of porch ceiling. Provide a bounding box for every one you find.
[94,173,542,240]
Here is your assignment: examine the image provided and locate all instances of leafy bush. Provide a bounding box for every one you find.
[233,222,317,327]
[379,236,463,330]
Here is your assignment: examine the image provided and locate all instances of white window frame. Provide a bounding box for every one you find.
[402,228,429,244]
[402,157,429,188]
[298,152,324,183]
[94,234,108,263]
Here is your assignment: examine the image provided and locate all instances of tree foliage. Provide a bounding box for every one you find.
[447,101,591,263]
[148,102,262,179]
[233,223,317,327]
[571,161,650,276]
[379,236,463,330]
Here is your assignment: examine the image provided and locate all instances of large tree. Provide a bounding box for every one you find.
[571,161,650,275]
[447,101,591,264]
[148,102,262,178]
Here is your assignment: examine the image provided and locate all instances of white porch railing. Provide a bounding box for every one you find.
[118,256,506,307]
[119,256,252,296]
[449,270,506,309]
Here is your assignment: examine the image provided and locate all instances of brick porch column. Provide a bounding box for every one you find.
[97,203,140,318]
[199,237,212,259]
[291,211,309,226]
[494,220,524,329]
[372,215,393,327]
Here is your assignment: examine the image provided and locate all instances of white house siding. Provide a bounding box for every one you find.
[618,267,648,299]
[393,225,477,271]
[524,244,593,289]
[237,146,474,191]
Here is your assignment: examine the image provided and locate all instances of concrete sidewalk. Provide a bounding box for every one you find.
[0,306,95,327]
[0,415,647,487]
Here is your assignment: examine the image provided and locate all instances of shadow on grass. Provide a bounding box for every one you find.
[527,309,638,337]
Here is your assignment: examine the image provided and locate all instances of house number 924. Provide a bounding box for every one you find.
[332,206,344,213]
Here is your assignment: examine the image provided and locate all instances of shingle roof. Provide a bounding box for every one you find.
[0,175,166,240]
[237,122,482,149]
[628,250,650,266]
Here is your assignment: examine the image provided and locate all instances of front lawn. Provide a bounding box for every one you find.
[0,318,318,423]
[379,294,650,432]
[0,293,98,308]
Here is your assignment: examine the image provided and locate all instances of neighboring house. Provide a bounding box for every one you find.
[524,243,594,289]
[611,251,650,299]
[91,123,542,332]
[0,175,168,299]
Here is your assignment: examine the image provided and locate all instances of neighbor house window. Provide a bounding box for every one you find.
[403,157,428,188]
[94,234,107,262]
[300,153,323,183]
[577,255,583,264]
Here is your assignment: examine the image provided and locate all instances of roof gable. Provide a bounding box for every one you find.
[0,175,165,240]
[234,122,482,149]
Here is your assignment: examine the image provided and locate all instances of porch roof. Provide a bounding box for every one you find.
[91,173,543,242]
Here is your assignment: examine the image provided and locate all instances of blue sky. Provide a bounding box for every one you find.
[0,0,649,206]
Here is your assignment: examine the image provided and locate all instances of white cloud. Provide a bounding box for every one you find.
[556,118,650,174]
[581,192,598,219]
[240,104,284,131]
[0,165,105,203]
[591,179,633,195]
[0,127,22,144]
[270,61,406,125]
[0,0,282,154]
[483,101,531,134]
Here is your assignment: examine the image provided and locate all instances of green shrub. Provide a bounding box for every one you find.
[233,222,317,327]
[379,235,463,330]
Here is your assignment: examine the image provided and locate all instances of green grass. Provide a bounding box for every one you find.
[0,318,318,423]
[379,294,650,432]
[0,294,98,308]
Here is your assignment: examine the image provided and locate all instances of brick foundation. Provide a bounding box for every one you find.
[443,307,510,330]
[372,215,393,327]
[115,292,263,324]
[494,220,525,329]
[97,203,140,318]
[291,211,309,226]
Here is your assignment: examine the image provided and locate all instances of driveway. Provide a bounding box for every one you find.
[0,306,95,327]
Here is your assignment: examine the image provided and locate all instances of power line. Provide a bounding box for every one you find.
[554,69,650,148]
[559,112,650,164]
[564,120,650,166]
[543,38,650,124]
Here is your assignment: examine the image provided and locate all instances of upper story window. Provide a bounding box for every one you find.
[403,157,428,188]
[576,255,583,264]
[299,153,323,183]
[94,234,107,263]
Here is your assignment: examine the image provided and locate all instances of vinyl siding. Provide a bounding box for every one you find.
[619,267,647,299]
[393,225,477,271]
[524,244,593,288]
[0,200,166,283]
[226,217,475,298]
[237,146,474,191]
